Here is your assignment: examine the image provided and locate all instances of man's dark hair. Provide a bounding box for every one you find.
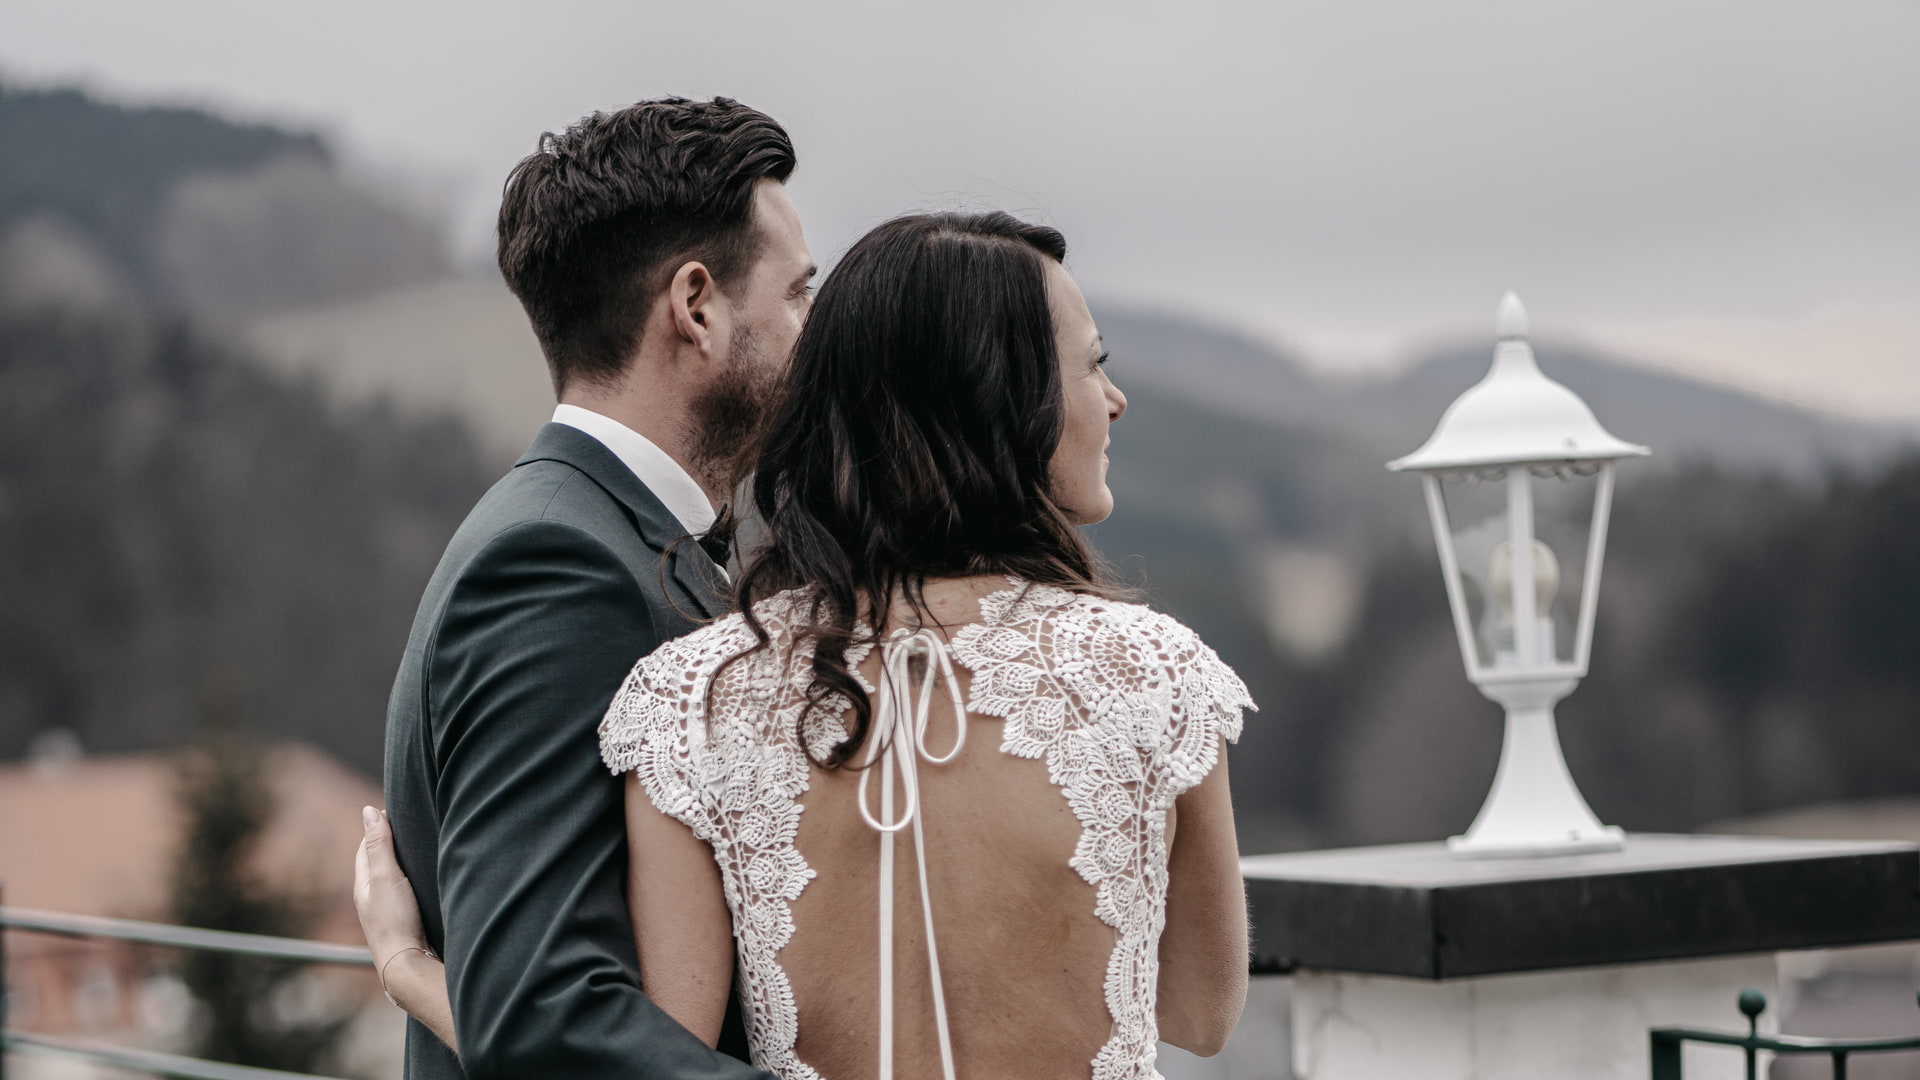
[497,97,796,393]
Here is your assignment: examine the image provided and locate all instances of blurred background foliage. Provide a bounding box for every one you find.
[169,683,357,1071]
[1,80,1916,858]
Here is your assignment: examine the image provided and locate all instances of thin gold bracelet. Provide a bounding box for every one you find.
[379,945,438,1008]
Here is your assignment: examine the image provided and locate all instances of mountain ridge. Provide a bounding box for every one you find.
[1093,306,1918,478]
[0,81,447,320]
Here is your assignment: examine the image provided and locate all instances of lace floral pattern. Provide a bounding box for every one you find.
[600,594,857,1080]
[600,580,1252,1080]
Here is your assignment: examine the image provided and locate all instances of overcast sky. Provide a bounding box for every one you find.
[3,0,1915,419]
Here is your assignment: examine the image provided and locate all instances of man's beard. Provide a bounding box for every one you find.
[688,323,781,497]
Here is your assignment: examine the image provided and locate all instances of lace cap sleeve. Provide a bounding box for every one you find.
[598,619,750,842]
[1148,613,1255,798]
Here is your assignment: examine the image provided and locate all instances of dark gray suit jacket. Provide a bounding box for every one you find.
[383,423,771,1080]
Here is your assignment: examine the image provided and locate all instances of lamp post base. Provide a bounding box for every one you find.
[1451,680,1621,859]
[1448,826,1625,859]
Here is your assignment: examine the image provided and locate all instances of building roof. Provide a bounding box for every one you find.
[0,742,379,945]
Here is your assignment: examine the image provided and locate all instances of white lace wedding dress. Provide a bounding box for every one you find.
[599,578,1252,1080]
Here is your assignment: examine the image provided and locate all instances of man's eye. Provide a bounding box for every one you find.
[1095,351,1111,368]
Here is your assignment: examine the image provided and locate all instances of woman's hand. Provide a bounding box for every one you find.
[355,806,429,965]
[354,806,459,1052]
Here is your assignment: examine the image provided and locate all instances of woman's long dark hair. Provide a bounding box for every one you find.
[730,211,1114,766]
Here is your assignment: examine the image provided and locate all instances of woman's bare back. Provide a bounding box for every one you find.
[601,576,1251,1080]
[788,710,1112,1078]
[789,577,1111,1078]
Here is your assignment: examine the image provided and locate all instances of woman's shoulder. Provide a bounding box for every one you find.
[972,577,1211,652]
[598,595,802,774]
[958,577,1256,781]
[965,579,1250,705]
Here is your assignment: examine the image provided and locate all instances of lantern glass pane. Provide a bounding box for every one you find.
[1529,464,1600,666]
[1436,471,1512,671]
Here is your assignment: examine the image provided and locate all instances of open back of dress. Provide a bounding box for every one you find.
[600,578,1251,1080]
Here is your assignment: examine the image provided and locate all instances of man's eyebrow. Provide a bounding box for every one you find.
[800,264,818,281]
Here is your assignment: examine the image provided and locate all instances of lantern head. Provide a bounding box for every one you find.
[1390,294,1648,685]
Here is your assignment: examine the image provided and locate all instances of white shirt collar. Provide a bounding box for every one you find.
[550,404,715,536]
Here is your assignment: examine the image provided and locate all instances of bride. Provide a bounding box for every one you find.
[356,210,1253,1080]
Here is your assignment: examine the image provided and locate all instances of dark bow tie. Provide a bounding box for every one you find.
[697,530,732,569]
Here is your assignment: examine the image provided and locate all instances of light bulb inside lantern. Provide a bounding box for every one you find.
[1488,539,1559,618]
[1488,539,1561,665]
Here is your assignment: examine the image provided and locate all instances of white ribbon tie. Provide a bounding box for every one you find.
[858,627,967,1080]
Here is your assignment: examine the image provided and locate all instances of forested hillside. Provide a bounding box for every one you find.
[0,83,483,774]
[0,308,489,774]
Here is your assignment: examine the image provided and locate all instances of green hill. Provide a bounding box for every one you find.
[0,83,325,284]
[0,81,446,316]
[0,306,490,774]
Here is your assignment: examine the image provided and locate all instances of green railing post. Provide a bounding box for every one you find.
[1650,1031,1682,1080]
[1738,987,1765,1080]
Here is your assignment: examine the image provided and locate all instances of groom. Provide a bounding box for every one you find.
[383,97,813,1080]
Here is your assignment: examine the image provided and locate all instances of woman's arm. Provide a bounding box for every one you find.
[623,772,734,1047]
[354,780,734,1055]
[354,806,458,1053]
[1156,743,1249,1057]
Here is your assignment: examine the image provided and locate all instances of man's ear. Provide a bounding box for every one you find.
[667,260,720,359]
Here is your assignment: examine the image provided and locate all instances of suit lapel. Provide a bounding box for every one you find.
[516,423,726,620]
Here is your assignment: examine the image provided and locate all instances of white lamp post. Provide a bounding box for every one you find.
[1389,293,1649,857]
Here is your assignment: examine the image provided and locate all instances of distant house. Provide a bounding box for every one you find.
[0,741,389,1061]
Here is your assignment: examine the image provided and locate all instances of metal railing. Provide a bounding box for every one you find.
[1650,988,1920,1080]
[2,904,373,1080]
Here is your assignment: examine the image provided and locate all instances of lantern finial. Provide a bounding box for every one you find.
[1497,292,1528,340]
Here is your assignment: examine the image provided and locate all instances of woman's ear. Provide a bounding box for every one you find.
[667,261,720,359]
